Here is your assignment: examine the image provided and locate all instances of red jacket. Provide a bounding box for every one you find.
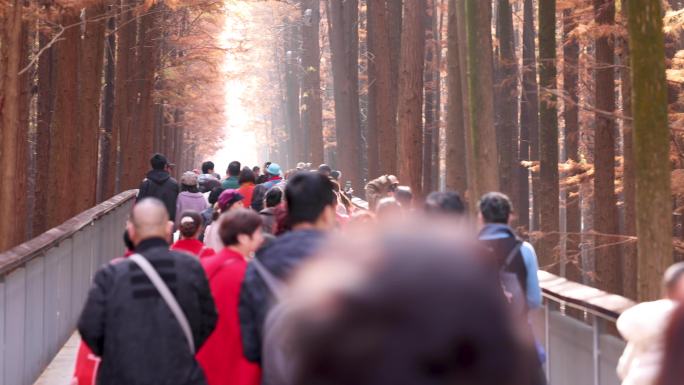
[171,238,215,259]
[197,249,261,385]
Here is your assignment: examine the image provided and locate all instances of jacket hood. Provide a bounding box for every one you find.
[146,169,171,184]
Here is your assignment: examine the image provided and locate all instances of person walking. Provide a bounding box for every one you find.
[222,161,242,190]
[251,163,283,211]
[259,187,283,235]
[239,172,337,364]
[78,198,217,385]
[424,191,466,216]
[198,209,265,385]
[137,153,180,220]
[176,172,209,228]
[238,167,257,209]
[364,175,399,211]
[204,190,245,251]
[172,211,215,259]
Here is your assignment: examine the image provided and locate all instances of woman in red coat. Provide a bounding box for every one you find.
[171,211,215,259]
[197,208,264,385]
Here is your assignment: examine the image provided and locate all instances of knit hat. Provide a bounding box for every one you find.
[217,189,244,211]
[267,163,282,176]
[181,171,199,187]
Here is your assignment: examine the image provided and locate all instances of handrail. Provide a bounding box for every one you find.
[538,271,636,321]
[0,190,137,276]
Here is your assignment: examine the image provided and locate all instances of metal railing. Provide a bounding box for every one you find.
[532,271,636,385]
[0,190,137,385]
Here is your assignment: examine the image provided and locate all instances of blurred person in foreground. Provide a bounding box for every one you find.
[617,263,684,385]
[656,304,684,385]
[198,209,265,385]
[394,186,414,209]
[239,172,337,364]
[78,198,217,385]
[275,219,534,385]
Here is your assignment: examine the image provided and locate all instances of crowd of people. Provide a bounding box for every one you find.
[71,152,684,385]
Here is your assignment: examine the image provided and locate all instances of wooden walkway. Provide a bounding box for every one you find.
[32,333,79,385]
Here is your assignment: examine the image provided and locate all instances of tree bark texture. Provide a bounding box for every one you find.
[627,0,673,301]
[465,0,499,201]
[445,0,467,193]
[396,0,426,196]
[301,0,324,165]
[99,13,118,201]
[521,0,539,230]
[538,0,560,268]
[423,0,437,192]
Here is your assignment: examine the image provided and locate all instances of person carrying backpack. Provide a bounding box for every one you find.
[477,192,545,385]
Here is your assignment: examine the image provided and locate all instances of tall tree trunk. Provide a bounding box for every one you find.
[115,0,138,190]
[495,0,519,212]
[465,0,499,201]
[619,0,637,300]
[538,0,559,268]
[77,3,107,212]
[432,2,444,191]
[34,29,55,234]
[593,0,621,294]
[367,0,395,178]
[521,0,539,231]
[388,0,403,178]
[49,12,81,227]
[627,0,673,301]
[396,0,426,196]
[423,0,436,193]
[17,22,30,240]
[329,0,362,190]
[301,0,324,165]
[99,12,117,201]
[0,0,25,250]
[284,20,301,167]
[445,0,467,193]
[563,8,582,281]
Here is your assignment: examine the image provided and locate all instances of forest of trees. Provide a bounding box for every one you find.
[0,0,681,301]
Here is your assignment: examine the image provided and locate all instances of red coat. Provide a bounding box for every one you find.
[171,239,215,259]
[238,183,255,208]
[197,249,261,385]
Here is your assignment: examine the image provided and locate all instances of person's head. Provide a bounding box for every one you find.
[178,211,204,239]
[376,197,402,220]
[330,170,341,181]
[657,304,684,385]
[253,166,261,176]
[265,186,283,208]
[664,262,684,301]
[180,171,199,193]
[394,186,413,208]
[227,161,242,177]
[287,220,528,385]
[127,198,173,245]
[208,186,225,206]
[218,208,264,255]
[387,175,399,192]
[239,167,256,185]
[201,161,215,175]
[267,163,282,177]
[217,189,245,213]
[425,191,466,216]
[199,175,220,193]
[478,192,512,225]
[150,153,169,171]
[318,164,332,177]
[264,161,272,170]
[285,172,336,229]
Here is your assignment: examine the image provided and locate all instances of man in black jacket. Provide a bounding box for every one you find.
[239,172,337,363]
[78,198,217,385]
[137,153,180,220]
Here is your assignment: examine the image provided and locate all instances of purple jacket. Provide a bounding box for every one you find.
[176,192,209,227]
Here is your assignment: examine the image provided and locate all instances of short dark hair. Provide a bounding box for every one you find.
[253,166,261,173]
[330,170,341,180]
[208,186,225,205]
[285,172,336,227]
[219,209,262,246]
[239,167,256,185]
[178,211,203,238]
[202,161,215,174]
[265,187,283,208]
[228,161,242,177]
[479,192,512,224]
[150,153,168,170]
[318,164,332,175]
[123,230,134,251]
[425,191,466,215]
[395,186,413,207]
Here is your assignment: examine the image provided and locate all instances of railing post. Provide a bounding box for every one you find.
[592,315,602,385]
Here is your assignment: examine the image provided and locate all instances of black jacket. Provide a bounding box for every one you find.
[78,238,218,385]
[137,170,180,219]
[238,229,325,363]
